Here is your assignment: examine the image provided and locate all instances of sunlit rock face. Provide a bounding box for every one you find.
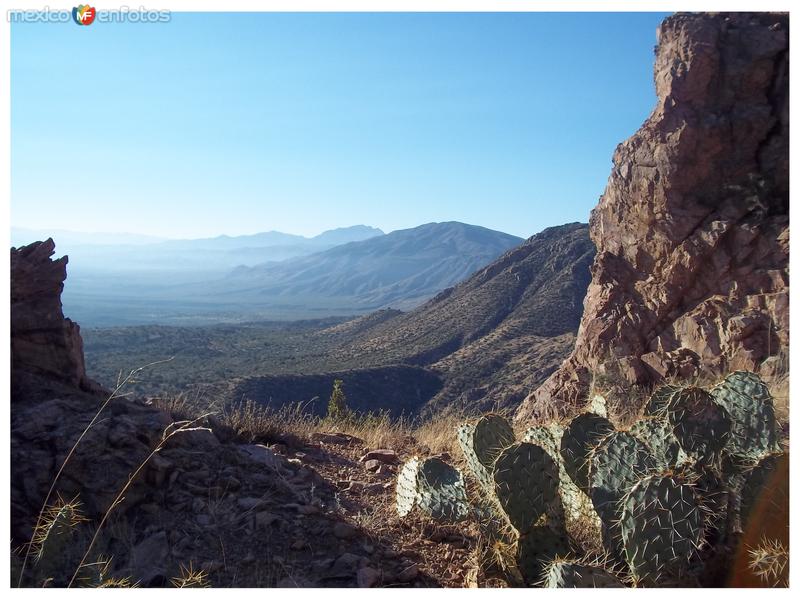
[518,12,789,422]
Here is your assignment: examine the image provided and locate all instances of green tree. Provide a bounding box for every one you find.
[327,379,348,419]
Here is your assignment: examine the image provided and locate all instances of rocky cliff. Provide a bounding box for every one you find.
[11,239,100,393]
[518,12,789,421]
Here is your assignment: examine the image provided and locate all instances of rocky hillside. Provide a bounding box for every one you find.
[518,13,789,421]
[10,241,483,588]
[315,223,594,413]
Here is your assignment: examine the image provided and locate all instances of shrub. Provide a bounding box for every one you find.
[327,379,348,419]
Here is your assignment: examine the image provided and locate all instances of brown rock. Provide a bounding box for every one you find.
[364,459,381,472]
[10,239,103,393]
[397,564,419,583]
[357,566,381,588]
[518,12,789,422]
[311,432,364,445]
[332,521,358,539]
[128,531,169,585]
[359,449,399,465]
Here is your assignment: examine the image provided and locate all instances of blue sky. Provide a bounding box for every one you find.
[11,12,669,239]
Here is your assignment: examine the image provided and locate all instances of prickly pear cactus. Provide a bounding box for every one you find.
[710,371,778,461]
[540,559,624,588]
[473,413,515,468]
[522,424,560,458]
[515,525,572,586]
[416,457,470,522]
[560,413,614,494]
[493,442,562,533]
[458,414,515,493]
[689,466,729,538]
[666,387,731,466]
[629,416,685,469]
[457,423,494,492]
[588,431,658,562]
[620,474,705,586]
[31,500,85,586]
[526,422,596,530]
[643,383,682,416]
[560,412,614,494]
[395,457,421,517]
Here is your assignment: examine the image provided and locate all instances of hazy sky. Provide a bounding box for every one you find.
[11,12,668,239]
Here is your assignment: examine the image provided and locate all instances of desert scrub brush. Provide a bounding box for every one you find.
[171,563,211,588]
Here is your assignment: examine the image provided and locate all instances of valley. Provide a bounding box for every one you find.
[83,222,594,417]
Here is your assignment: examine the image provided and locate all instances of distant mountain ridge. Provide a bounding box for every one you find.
[53,221,523,326]
[217,222,524,311]
[11,225,386,275]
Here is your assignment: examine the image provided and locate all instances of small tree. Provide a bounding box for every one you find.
[327,379,348,419]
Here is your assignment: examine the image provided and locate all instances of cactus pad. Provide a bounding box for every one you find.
[522,425,560,459]
[493,442,561,533]
[666,387,731,466]
[395,457,420,517]
[710,371,778,460]
[644,383,682,416]
[541,559,624,588]
[589,431,658,562]
[415,457,470,522]
[473,413,515,469]
[629,416,684,470]
[457,423,494,492]
[620,474,705,586]
[515,525,572,585]
[561,412,615,494]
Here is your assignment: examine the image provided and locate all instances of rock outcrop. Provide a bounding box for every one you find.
[518,12,789,421]
[11,239,99,393]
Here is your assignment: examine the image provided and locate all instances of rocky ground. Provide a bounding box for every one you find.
[11,371,496,588]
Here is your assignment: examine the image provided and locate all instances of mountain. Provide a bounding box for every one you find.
[314,222,594,412]
[518,13,789,422]
[219,222,524,311]
[157,225,384,251]
[12,225,386,275]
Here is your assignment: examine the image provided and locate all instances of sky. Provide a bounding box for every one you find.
[11,11,669,240]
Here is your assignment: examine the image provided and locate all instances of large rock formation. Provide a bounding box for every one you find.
[11,239,100,393]
[518,12,789,421]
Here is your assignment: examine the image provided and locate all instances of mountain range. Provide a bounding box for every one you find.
[11,225,385,273]
[217,222,524,311]
[59,222,523,326]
